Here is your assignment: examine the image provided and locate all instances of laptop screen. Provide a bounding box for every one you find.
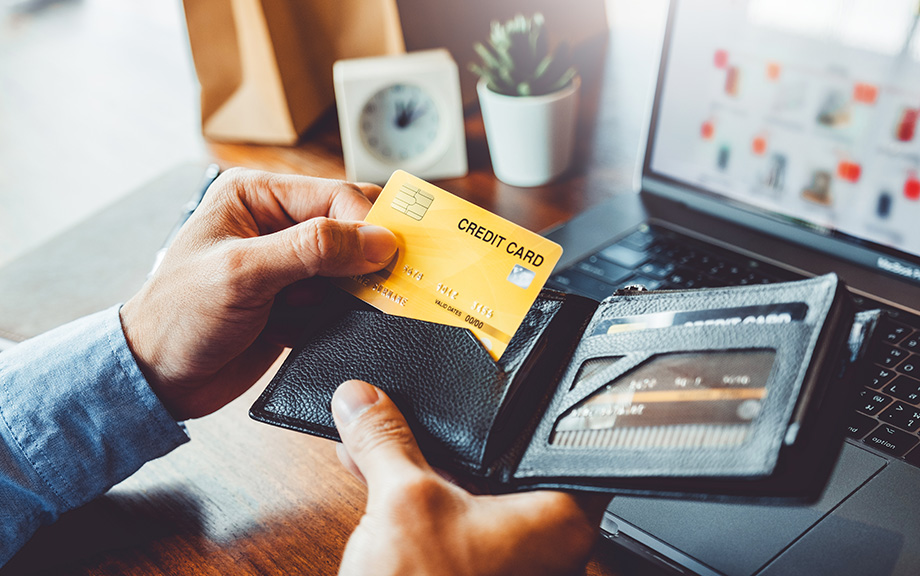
[645,0,920,283]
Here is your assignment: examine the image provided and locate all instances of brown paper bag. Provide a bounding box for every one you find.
[183,0,404,145]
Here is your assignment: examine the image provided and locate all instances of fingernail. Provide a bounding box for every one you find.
[358,225,398,264]
[332,380,381,425]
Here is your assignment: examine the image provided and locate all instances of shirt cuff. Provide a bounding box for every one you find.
[0,305,189,510]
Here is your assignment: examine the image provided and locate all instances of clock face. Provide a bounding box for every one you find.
[359,83,441,163]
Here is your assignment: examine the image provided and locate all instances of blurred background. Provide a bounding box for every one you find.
[0,0,667,268]
[0,0,204,267]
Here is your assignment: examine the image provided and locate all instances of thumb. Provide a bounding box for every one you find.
[249,219,397,292]
[332,380,432,488]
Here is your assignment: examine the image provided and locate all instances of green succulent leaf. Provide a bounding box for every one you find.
[473,43,500,71]
[534,53,554,79]
[469,12,577,97]
[549,67,578,93]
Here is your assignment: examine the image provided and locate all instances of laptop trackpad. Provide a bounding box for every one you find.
[607,444,885,576]
[761,457,920,576]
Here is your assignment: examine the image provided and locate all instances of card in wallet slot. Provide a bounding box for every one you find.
[249,274,879,502]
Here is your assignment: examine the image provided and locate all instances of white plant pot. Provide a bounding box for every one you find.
[477,76,580,187]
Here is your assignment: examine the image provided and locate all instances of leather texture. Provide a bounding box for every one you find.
[250,290,595,474]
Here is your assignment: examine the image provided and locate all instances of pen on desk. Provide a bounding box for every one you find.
[149,163,221,277]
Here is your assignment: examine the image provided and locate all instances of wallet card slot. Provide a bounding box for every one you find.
[513,321,814,483]
[250,289,592,476]
[551,348,776,450]
[582,274,841,345]
[251,308,505,473]
[569,356,625,391]
[482,291,599,473]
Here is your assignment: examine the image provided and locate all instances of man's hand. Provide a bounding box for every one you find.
[120,169,398,420]
[332,379,608,576]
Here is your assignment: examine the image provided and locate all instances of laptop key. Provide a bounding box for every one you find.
[656,244,683,262]
[575,256,632,283]
[666,266,706,288]
[870,344,909,367]
[721,264,746,280]
[619,228,656,251]
[638,260,675,279]
[877,316,912,345]
[549,270,617,301]
[863,424,919,457]
[856,388,892,415]
[879,401,920,432]
[901,334,920,352]
[896,354,920,376]
[883,375,920,404]
[665,274,697,289]
[673,251,699,267]
[598,243,648,269]
[864,365,896,389]
[847,412,879,439]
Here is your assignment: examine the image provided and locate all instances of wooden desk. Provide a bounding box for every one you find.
[1,6,669,575]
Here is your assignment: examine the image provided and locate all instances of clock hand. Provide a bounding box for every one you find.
[395,98,423,128]
[412,101,429,122]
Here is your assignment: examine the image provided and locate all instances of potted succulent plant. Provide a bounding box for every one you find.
[470,13,580,187]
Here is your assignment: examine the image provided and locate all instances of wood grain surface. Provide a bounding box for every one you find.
[2,1,672,574]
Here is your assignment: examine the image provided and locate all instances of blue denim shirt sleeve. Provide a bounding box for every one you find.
[0,305,189,565]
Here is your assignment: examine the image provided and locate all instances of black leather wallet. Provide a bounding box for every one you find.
[250,274,876,502]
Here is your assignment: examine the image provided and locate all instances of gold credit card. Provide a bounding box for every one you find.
[333,170,563,361]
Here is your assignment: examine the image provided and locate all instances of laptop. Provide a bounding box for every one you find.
[542,1,920,574]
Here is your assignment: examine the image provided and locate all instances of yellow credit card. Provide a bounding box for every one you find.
[333,170,563,361]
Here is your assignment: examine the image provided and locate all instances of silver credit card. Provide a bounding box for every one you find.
[551,349,776,449]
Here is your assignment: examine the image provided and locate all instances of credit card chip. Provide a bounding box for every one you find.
[392,185,434,220]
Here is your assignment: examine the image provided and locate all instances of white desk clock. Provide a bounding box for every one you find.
[333,49,468,184]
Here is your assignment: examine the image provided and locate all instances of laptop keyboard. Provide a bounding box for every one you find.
[546,222,920,468]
